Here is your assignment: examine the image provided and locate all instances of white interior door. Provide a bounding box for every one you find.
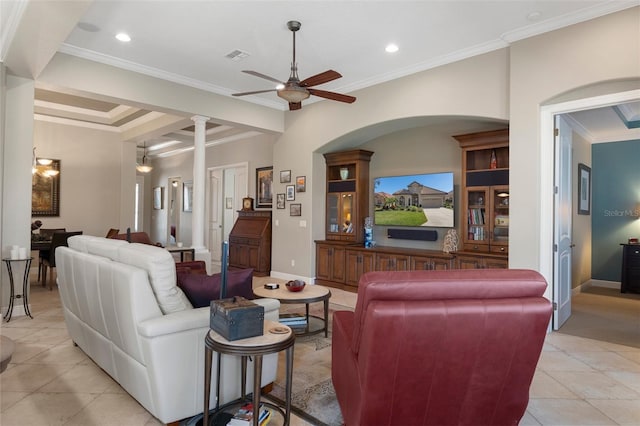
[207,163,248,273]
[553,115,573,329]
[208,169,223,272]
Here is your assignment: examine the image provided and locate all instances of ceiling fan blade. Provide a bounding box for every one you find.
[289,102,302,111]
[242,70,284,85]
[232,89,277,97]
[308,88,356,104]
[300,70,342,87]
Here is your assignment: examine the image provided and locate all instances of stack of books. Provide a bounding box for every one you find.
[279,314,308,329]
[227,403,271,426]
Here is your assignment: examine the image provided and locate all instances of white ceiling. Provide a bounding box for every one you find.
[3,0,639,154]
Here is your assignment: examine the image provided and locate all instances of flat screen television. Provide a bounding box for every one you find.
[373,172,454,227]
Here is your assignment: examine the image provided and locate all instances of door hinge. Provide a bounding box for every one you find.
[553,302,557,310]
[553,244,558,252]
[554,128,559,137]
[554,186,559,194]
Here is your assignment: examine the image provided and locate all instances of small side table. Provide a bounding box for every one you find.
[253,284,331,337]
[2,257,33,322]
[166,246,195,262]
[204,320,295,426]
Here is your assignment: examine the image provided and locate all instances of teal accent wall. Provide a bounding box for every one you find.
[592,140,640,281]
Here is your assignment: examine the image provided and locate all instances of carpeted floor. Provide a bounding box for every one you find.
[557,285,640,348]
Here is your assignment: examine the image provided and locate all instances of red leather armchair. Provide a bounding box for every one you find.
[331,269,552,426]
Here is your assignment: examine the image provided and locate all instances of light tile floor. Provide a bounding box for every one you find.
[1,278,639,425]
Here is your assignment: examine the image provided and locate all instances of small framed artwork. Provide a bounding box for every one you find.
[290,203,301,216]
[183,181,193,212]
[296,176,306,192]
[280,170,291,183]
[577,163,591,215]
[153,186,164,210]
[286,185,295,201]
[256,166,273,208]
[276,193,285,209]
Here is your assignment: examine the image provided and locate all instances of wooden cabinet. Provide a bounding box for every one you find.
[375,252,410,271]
[411,255,452,271]
[453,251,508,269]
[464,185,509,254]
[621,244,640,294]
[323,150,374,243]
[453,129,509,266]
[316,242,454,291]
[228,211,271,276]
[315,241,346,286]
[345,248,375,288]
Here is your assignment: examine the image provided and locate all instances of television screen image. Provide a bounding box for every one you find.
[374,172,454,227]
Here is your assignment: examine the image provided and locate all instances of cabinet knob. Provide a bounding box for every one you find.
[500,247,505,252]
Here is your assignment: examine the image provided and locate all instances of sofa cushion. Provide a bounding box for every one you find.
[116,243,193,314]
[177,269,254,308]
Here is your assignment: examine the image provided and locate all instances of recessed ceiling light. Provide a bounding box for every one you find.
[385,43,399,53]
[115,32,131,42]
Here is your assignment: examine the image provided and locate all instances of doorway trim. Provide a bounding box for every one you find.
[539,89,640,306]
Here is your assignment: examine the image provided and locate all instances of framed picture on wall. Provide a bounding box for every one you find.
[296,176,306,192]
[280,170,291,183]
[276,193,285,209]
[32,159,61,216]
[153,186,164,210]
[256,166,273,208]
[286,185,295,201]
[577,163,591,215]
[290,203,301,216]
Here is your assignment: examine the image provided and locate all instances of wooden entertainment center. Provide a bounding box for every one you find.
[315,129,509,292]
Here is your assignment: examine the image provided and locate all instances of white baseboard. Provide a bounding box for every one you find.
[575,279,621,295]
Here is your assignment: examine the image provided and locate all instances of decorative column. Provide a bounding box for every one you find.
[191,115,210,266]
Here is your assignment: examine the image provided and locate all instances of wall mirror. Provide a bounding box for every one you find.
[167,177,182,245]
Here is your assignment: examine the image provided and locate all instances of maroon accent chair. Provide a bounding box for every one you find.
[331,269,552,426]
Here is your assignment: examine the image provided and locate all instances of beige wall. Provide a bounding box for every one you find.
[571,130,592,289]
[508,7,640,279]
[271,48,510,278]
[150,133,276,246]
[31,120,130,237]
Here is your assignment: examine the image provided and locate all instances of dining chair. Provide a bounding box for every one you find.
[36,228,66,281]
[105,228,119,238]
[41,231,83,290]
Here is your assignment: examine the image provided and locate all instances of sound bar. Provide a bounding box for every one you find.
[387,228,438,241]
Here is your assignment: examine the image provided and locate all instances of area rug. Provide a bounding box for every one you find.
[265,302,349,426]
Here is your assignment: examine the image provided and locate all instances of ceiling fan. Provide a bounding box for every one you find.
[232,20,356,111]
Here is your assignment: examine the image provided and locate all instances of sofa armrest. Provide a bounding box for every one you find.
[137,298,280,338]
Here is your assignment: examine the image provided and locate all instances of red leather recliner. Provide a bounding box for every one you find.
[331,269,552,426]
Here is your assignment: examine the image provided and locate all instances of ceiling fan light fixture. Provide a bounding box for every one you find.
[277,85,310,103]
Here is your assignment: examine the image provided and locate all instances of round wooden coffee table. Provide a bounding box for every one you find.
[253,284,331,337]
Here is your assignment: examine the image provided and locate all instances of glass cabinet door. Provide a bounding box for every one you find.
[491,187,509,245]
[327,193,340,235]
[466,189,487,242]
[342,193,354,234]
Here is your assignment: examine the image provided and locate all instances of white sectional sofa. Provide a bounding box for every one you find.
[55,235,280,424]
